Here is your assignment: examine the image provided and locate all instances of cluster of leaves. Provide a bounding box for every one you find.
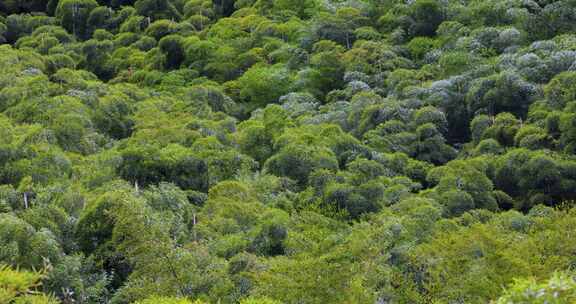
[493,272,576,304]
[0,264,58,303]
[2,0,576,303]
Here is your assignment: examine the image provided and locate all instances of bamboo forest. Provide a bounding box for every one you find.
[1,0,576,303]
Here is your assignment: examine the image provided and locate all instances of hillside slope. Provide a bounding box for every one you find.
[1,0,576,303]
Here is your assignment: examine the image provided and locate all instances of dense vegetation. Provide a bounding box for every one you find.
[1,0,576,303]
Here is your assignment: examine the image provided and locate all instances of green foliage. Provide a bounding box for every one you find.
[545,71,576,109]
[159,34,185,69]
[237,64,293,109]
[135,297,203,304]
[135,0,181,20]
[240,298,281,304]
[44,254,110,303]
[0,264,59,304]
[494,272,576,304]
[264,144,338,187]
[407,37,438,61]
[406,208,576,303]
[410,0,445,37]
[118,143,209,191]
[0,213,63,269]
[56,0,99,39]
[3,0,576,303]
[75,187,135,254]
[111,192,234,303]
